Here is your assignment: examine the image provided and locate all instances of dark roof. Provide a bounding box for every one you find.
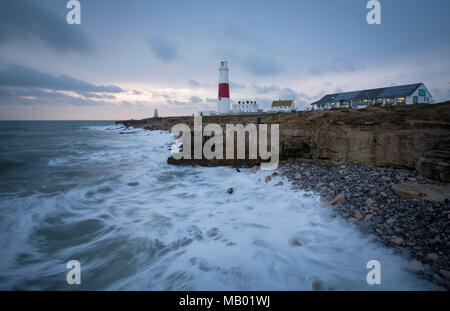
[311,83,423,106]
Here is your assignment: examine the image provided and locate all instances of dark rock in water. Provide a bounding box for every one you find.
[289,238,302,247]
[251,166,258,174]
[235,168,241,173]
[274,181,284,187]
[265,176,272,183]
[186,225,203,240]
[226,188,234,194]
[127,182,139,187]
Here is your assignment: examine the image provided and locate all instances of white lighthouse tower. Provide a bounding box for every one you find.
[217,61,231,114]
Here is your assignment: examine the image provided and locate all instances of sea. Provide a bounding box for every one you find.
[0,121,433,290]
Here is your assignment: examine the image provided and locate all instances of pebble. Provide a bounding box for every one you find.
[386,218,395,225]
[393,237,404,245]
[334,193,346,204]
[354,210,363,220]
[427,253,439,261]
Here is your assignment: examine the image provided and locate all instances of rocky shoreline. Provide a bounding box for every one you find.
[262,160,449,290]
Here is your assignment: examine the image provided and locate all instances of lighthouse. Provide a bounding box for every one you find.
[217,61,231,114]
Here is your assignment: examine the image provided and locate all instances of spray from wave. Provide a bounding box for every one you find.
[0,121,432,290]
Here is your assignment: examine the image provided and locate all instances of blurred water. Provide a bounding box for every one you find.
[0,121,432,290]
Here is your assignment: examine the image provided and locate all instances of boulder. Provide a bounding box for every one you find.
[439,269,450,280]
[392,183,450,203]
[265,176,272,183]
[416,148,450,182]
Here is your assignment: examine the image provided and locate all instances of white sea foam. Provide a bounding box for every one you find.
[0,124,433,290]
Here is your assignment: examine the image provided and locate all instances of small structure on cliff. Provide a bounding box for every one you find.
[153,109,159,118]
[271,99,294,112]
[311,83,434,110]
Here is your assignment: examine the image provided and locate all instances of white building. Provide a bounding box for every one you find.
[232,100,259,114]
[271,99,294,112]
[311,83,433,110]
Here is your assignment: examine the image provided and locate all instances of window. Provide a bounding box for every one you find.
[385,98,394,105]
[376,98,383,106]
[413,96,418,104]
[396,97,406,105]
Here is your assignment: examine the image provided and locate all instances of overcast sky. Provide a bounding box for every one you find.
[0,0,449,120]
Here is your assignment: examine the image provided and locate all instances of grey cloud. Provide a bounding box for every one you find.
[229,82,246,89]
[0,65,122,94]
[166,99,190,106]
[309,58,357,76]
[0,87,105,106]
[189,79,210,88]
[0,0,93,54]
[147,35,178,62]
[189,79,202,87]
[224,25,262,46]
[242,54,284,76]
[190,96,203,104]
[253,85,280,94]
[166,96,207,107]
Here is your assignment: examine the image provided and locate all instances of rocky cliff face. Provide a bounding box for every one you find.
[117,101,450,182]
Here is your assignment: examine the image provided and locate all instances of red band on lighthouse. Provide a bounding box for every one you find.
[218,83,230,98]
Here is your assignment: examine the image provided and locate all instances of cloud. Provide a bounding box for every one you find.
[309,57,357,76]
[166,99,190,106]
[0,65,122,94]
[147,35,178,62]
[188,79,210,88]
[0,0,93,54]
[253,85,280,94]
[0,87,107,106]
[224,24,262,47]
[229,82,246,89]
[189,79,202,87]
[190,96,203,104]
[242,54,284,76]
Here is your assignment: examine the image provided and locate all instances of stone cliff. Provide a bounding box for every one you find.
[117,101,450,182]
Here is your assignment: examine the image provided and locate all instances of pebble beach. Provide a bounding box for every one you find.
[267,160,450,289]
